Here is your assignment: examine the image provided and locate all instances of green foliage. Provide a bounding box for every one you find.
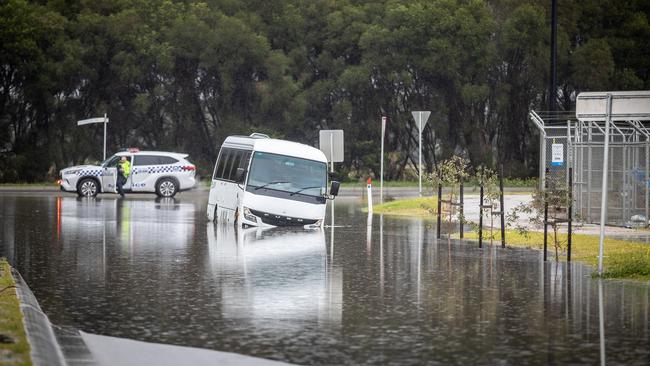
[437,156,471,187]
[503,177,538,188]
[1,0,649,182]
[601,251,650,280]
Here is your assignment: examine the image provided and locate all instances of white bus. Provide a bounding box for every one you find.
[206,133,340,227]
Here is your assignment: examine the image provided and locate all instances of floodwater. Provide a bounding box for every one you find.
[0,192,648,365]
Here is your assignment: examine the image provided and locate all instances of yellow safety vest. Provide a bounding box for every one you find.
[120,160,131,178]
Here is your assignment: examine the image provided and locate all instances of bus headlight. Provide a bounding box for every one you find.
[243,207,257,222]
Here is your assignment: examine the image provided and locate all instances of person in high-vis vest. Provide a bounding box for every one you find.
[117,156,131,197]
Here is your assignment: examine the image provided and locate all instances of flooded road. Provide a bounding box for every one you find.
[0,192,648,365]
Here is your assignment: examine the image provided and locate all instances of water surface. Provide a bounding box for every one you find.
[0,193,648,364]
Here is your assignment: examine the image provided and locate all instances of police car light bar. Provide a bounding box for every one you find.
[127,147,140,153]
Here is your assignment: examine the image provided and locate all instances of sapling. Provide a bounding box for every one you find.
[429,156,471,227]
[507,186,575,261]
[475,166,501,243]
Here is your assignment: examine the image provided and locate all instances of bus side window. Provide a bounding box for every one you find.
[240,151,251,171]
[226,150,243,181]
[212,150,223,180]
[216,148,232,180]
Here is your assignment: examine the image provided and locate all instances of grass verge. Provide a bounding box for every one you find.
[342,178,538,188]
[363,197,438,217]
[341,180,421,188]
[462,230,650,281]
[0,258,31,365]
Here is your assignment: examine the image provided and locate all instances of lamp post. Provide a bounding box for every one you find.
[77,114,109,161]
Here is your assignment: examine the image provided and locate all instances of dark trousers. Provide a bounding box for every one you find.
[116,175,127,196]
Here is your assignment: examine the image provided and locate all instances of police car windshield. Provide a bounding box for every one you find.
[247,152,326,197]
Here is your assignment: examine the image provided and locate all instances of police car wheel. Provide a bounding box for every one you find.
[77,178,98,197]
[156,179,177,197]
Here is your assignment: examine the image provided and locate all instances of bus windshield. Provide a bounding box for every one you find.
[247,151,327,197]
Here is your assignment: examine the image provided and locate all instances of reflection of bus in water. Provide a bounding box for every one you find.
[206,223,342,324]
[206,134,340,228]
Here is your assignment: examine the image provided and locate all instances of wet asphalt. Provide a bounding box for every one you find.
[0,191,648,365]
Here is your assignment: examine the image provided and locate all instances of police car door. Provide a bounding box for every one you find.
[101,155,121,193]
[130,155,157,192]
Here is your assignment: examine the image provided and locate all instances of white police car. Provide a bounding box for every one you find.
[58,149,196,197]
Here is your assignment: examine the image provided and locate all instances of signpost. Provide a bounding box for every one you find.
[77,114,109,161]
[320,130,344,228]
[380,116,387,204]
[411,111,431,196]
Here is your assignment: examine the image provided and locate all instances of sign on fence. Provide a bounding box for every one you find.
[551,143,564,167]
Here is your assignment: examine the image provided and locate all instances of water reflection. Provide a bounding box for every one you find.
[0,194,648,364]
[206,224,342,325]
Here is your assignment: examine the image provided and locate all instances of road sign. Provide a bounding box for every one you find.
[319,130,344,163]
[77,117,109,126]
[77,114,109,160]
[411,111,431,132]
[576,91,650,121]
[411,111,431,196]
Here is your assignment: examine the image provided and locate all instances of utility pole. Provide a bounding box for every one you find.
[549,0,557,112]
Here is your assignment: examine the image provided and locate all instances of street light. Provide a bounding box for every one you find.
[77,113,109,161]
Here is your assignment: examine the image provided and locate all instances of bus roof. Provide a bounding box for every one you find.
[223,135,327,163]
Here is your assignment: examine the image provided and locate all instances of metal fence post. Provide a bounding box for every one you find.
[643,137,650,227]
[437,183,442,239]
[479,185,484,249]
[568,167,573,262]
[459,182,465,239]
[543,167,549,262]
[499,164,506,248]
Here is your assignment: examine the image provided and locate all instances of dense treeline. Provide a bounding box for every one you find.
[1,0,648,182]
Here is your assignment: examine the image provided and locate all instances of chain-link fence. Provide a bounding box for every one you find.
[531,111,650,227]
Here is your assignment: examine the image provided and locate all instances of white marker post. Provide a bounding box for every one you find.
[411,111,431,196]
[77,114,109,161]
[597,95,612,275]
[367,177,373,213]
[380,116,387,204]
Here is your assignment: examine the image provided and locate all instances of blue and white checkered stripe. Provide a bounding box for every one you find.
[77,169,102,177]
[132,165,183,175]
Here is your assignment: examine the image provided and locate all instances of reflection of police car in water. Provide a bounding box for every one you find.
[58,149,196,198]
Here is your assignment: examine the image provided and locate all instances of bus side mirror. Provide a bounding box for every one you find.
[235,168,246,184]
[329,181,340,197]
